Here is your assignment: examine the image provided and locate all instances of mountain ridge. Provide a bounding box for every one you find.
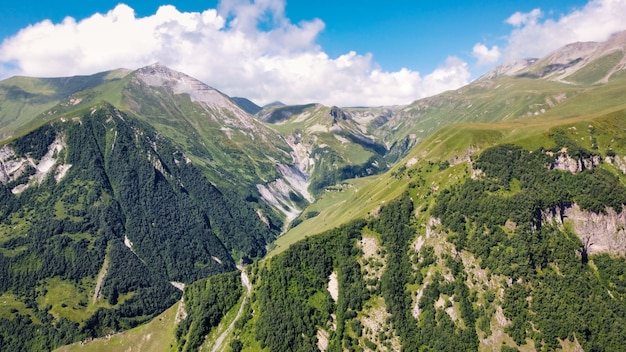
[2,31,626,351]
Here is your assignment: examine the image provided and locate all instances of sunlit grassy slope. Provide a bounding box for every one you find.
[54,301,181,352]
[0,69,129,139]
[270,105,626,258]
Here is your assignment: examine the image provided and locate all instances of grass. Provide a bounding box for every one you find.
[0,292,37,321]
[569,51,624,85]
[0,70,131,139]
[54,300,181,352]
[35,276,133,323]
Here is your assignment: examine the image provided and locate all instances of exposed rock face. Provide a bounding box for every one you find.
[0,135,71,193]
[329,106,349,124]
[134,63,260,131]
[256,164,312,223]
[548,152,601,173]
[0,145,27,184]
[605,155,626,174]
[543,203,626,256]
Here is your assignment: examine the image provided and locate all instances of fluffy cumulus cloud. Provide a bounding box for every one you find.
[505,8,543,27]
[0,0,469,106]
[472,44,501,66]
[502,0,626,61]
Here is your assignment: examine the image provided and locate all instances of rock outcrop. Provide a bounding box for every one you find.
[543,203,626,256]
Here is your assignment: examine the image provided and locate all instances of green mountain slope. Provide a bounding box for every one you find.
[233,108,626,352]
[0,69,130,139]
[0,104,277,350]
[220,33,626,352]
[0,64,310,227]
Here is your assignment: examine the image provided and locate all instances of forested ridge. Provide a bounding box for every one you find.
[432,138,626,350]
[0,104,277,351]
[243,131,626,351]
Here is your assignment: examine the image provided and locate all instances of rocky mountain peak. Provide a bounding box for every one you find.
[134,63,232,107]
[329,106,349,124]
[481,29,626,82]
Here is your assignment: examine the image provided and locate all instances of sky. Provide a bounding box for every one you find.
[0,0,625,107]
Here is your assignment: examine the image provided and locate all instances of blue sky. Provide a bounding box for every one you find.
[0,0,623,106]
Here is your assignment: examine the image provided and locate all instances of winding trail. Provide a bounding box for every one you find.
[210,268,251,352]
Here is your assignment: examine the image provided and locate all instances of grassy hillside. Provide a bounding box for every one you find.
[276,104,626,255]
[54,300,180,352]
[375,69,626,152]
[0,70,129,139]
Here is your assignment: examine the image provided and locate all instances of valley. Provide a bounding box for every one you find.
[1,31,626,351]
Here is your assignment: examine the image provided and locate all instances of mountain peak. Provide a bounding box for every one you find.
[133,63,232,106]
[481,29,626,82]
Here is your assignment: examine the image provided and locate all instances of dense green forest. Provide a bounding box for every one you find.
[253,194,479,351]
[248,133,626,351]
[176,271,243,351]
[0,105,277,351]
[432,138,626,350]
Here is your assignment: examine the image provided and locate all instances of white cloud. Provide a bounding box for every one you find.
[503,0,626,61]
[0,1,469,107]
[472,44,501,66]
[505,8,542,27]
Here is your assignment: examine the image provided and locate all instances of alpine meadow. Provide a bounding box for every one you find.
[1,13,626,352]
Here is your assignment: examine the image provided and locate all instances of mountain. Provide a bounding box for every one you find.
[231,97,262,115]
[482,30,626,83]
[257,103,389,199]
[217,33,626,352]
[3,32,626,352]
[0,69,131,140]
[0,102,286,350]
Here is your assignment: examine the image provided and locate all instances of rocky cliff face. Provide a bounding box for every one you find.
[543,203,626,256]
[548,150,601,173]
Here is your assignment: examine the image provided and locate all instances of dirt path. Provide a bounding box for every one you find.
[210,269,251,352]
[93,257,109,304]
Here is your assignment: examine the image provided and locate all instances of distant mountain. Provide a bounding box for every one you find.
[482,29,626,83]
[262,101,286,108]
[231,97,262,115]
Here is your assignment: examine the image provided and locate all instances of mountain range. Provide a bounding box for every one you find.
[1,30,626,351]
